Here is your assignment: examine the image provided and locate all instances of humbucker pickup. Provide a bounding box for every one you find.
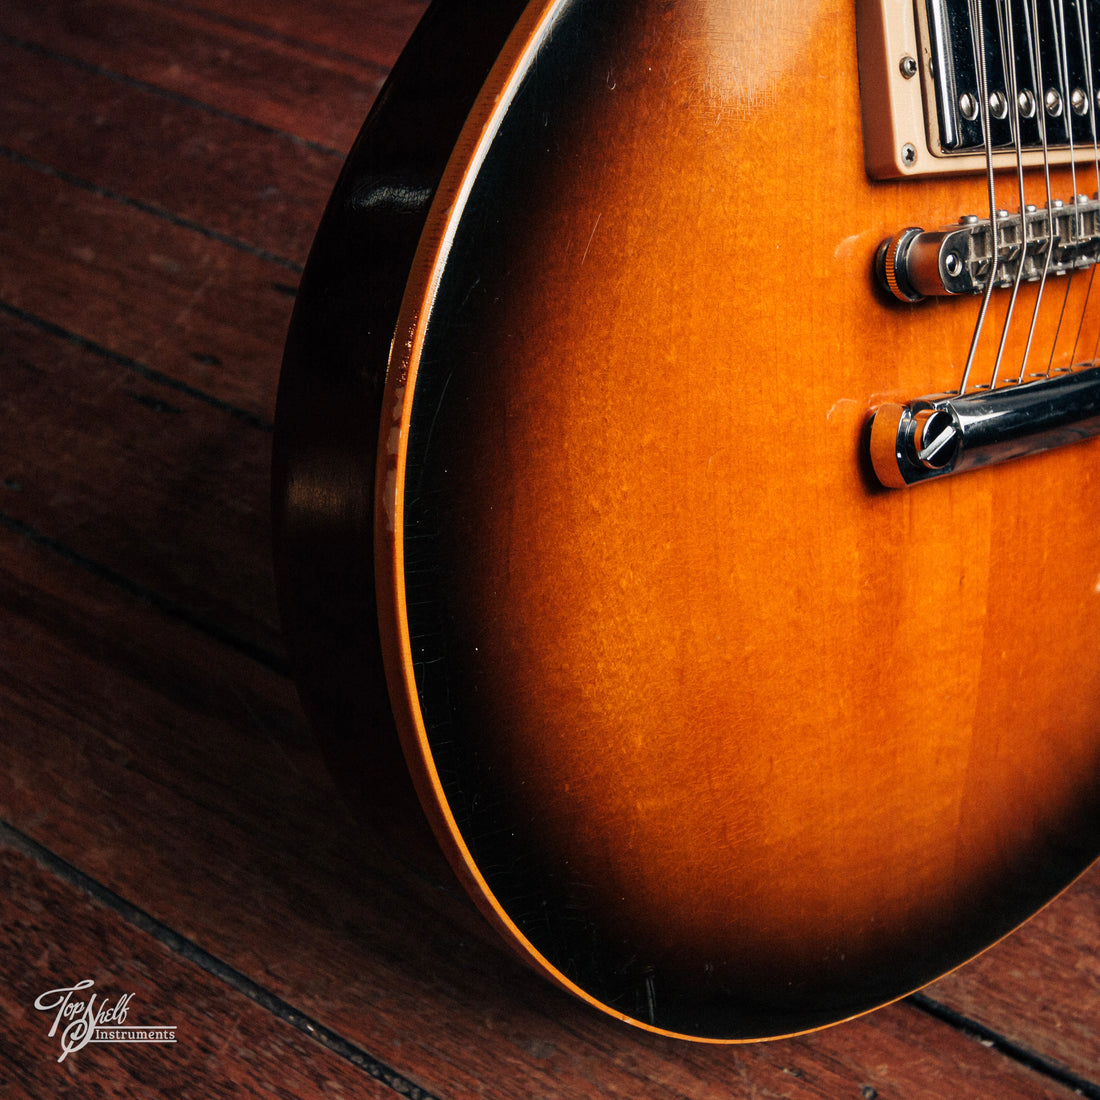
[858,0,1100,179]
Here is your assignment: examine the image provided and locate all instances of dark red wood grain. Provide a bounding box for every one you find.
[0,311,281,660]
[0,153,291,418]
[174,0,432,67]
[1,0,1097,1093]
[0,37,343,263]
[0,0,388,151]
[0,844,411,1099]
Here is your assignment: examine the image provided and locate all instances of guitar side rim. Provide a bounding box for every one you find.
[271,0,529,860]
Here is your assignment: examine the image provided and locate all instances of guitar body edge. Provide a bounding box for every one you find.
[271,0,529,860]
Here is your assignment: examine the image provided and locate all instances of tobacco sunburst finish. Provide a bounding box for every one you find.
[275,0,1100,1041]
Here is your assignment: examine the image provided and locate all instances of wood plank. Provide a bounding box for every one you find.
[0,842,414,1099]
[0,0,383,152]
[0,527,1082,1099]
[0,37,343,264]
[0,153,290,420]
[0,310,280,661]
[166,0,428,68]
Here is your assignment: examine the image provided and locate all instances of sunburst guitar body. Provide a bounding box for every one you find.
[273,0,1100,1041]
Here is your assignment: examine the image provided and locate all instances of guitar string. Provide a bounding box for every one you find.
[953,2,1095,391]
[1044,0,1079,376]
[1016,0,1058,381]
[1092,0,1100,364]
[960,0,1002,395]
[1069,0,1100,367]
[1083,0,1100,365]
[1091,5,1100,360]
[990,0,1030,389]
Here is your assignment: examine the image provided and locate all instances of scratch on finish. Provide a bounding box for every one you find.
[689,0,814,120]
[834,233,867,260]
[581,214,602,265]
[827,398,857,422]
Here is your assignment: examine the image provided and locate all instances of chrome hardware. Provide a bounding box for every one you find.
[875,196,1100,301]
[869,364,1100,488]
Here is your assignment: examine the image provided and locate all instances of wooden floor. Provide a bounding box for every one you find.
[1,0,1098,1095]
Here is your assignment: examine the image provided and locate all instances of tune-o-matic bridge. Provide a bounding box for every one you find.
[877,196,1100,301]
[869,364,1100,488]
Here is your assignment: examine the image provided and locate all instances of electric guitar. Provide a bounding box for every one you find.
[273,0,1100,1041]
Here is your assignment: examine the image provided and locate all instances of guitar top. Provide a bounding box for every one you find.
[275,0,1100,1041]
